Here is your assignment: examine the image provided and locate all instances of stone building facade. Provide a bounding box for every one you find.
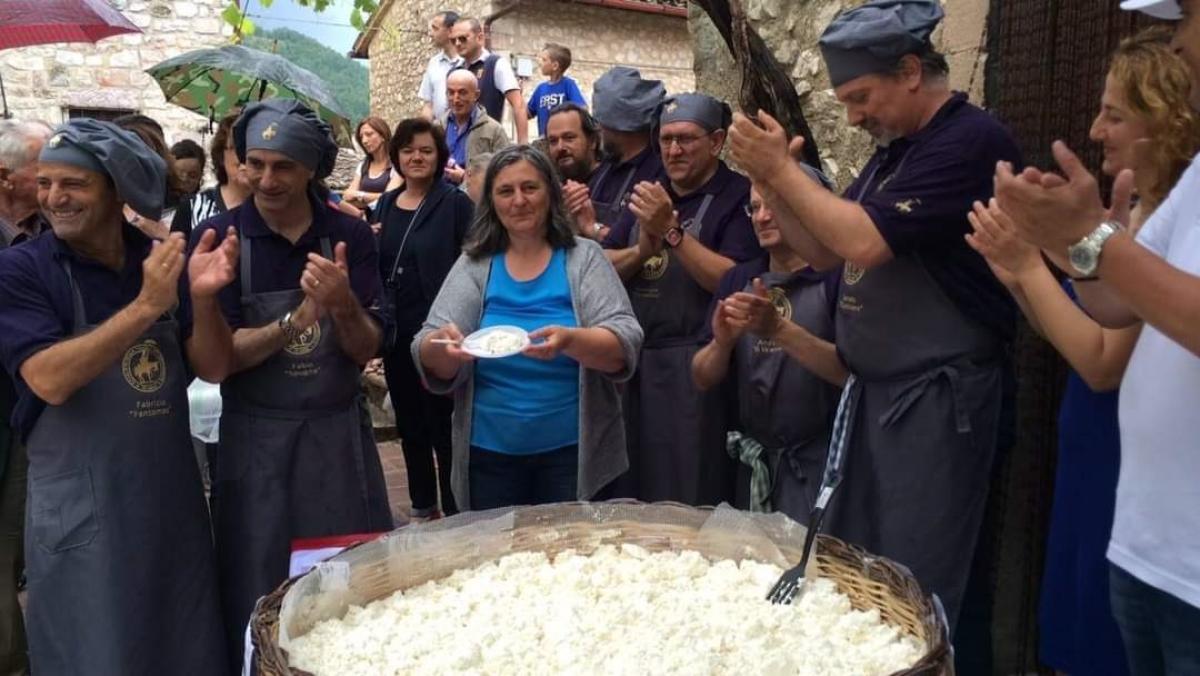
[690,0,989,188]
[1,0,233,145]
[352,0,696,137]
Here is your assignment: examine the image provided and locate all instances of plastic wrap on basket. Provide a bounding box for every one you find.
[255,501,953,676]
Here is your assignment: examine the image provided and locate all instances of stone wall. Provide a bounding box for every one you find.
[1,0,232,146]
[690,0,989,188]
[361,0,492,126]
[362,0,695,138]
[490,2,695,139]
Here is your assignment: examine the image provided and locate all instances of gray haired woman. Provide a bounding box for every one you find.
[412,145,642,510]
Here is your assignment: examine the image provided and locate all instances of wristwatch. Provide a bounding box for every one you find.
[1068,220,1123,277]
[278,310,303,342]
[664,225,685,249]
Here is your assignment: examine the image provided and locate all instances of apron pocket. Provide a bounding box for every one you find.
[30,468,99,553]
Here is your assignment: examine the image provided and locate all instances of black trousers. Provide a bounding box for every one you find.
[384,347,456,516]
[468,445,579,510]
[0,438,26,676]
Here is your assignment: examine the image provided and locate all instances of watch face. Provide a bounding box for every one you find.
[1069,244,1096,275]
[665,227,683,247]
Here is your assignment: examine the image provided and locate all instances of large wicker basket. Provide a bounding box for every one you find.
[251,502,952,675]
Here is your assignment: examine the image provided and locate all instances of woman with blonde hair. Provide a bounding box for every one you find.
[966,27,1200,676]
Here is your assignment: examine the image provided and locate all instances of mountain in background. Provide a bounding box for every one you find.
[244,27,369,124]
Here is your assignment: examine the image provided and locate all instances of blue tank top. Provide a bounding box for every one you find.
[471,248,580,454]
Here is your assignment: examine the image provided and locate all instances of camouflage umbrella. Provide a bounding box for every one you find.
[146,44,353,146]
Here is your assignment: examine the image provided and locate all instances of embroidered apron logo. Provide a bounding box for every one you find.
[640,249,669,281]
[121,339,167,393]
[768,286,792,322]
[284,322,322,356]
[843,261,866,286]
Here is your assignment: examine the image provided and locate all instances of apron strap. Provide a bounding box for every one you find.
[239,234,254,297]
[61,258,176,331]
[240,236,334,299]
[878,363,973,434]
[61,260,88,332]
[684,193,715,236]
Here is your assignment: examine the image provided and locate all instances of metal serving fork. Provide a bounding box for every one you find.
[767,375,858,605]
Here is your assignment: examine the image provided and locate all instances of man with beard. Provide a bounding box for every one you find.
[546,103,605,239]
[586,67,665,247]
[727,0,1021,629]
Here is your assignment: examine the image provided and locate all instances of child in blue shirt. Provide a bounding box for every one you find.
[526,43,587,138]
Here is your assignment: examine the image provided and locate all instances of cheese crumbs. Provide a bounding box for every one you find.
[288,544,924,675]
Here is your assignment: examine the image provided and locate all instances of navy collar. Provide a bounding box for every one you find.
[669,160,732,201]
[896,92,969,150]
[50,220,151,271]
[238,188,331,246]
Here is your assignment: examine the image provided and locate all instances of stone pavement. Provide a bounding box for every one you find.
[377,439,413,527]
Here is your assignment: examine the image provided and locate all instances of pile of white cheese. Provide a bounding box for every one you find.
[287,544,924,675]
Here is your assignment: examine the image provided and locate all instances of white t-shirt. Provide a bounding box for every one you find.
[418,51,463,120]
[1111,151,1200,609]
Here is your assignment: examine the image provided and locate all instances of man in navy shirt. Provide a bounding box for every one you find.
[185,100,392,671]
[604,93,763,506]
[0,118,225,674]
[729,0,1021,629]
[586,67,665,245]
[692,173,845,520]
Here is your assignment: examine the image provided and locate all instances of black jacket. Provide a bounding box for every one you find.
[375,180,474,347]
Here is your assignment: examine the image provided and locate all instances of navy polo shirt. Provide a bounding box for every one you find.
[594,144,663,247]
[704,257,840,341]
[847,92,1022,341]
[0,222,192,440]
[607,160,762,262]
[188,191,384,329]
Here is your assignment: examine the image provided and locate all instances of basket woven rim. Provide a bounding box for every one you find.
[252,501,951,676]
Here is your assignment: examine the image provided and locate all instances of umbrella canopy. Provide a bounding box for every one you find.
[146,45,353,146]
[0,0,141,50]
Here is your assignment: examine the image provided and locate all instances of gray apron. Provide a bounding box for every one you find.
[589,162,638,228]
[825,152,1003,628]
[215,236,392,671]
[615,194,733,506]
[732,272,840,522]
[25,261,226,675]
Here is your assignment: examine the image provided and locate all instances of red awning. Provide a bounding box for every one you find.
[0,0,141,51]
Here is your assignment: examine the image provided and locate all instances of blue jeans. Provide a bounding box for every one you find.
[468,445,578,510]
[1109,564,1200,676]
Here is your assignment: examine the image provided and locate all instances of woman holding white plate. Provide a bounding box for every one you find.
[414,145,643,510]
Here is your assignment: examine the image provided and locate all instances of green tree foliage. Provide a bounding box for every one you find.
[243,27,370,123]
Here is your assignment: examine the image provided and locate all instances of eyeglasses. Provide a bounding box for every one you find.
[744,201,766,218]
[451,36,470,44]
[659,133,710,150]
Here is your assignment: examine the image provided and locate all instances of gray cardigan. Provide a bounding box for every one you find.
[410,237,643,510]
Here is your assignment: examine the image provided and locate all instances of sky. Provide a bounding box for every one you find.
[244,0,364,56]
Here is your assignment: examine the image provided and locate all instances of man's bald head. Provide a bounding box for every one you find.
[447,69,481,121]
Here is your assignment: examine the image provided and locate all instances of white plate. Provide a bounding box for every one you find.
[461,325,531,359]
